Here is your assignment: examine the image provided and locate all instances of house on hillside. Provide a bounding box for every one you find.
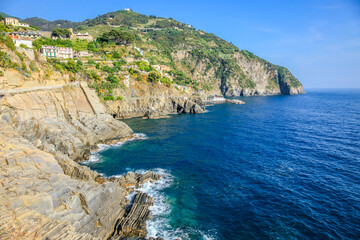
[124,8,132,11]
[4,18,30,28]
[10,36,33,48]
[8,31,42,39]
[40,45,74,59]
[73,32,94,42]
[74,51,92,58]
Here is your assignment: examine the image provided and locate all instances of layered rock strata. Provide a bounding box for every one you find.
[0,85,161,239]
[105,96,205,119]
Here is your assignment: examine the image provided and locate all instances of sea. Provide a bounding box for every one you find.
[83,89,360,240]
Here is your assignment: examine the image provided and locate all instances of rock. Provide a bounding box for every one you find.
[112,193,153,238]
[0,87,161,240]
[226,99,245,104]
[104,95,205,119]
[116,171,161,188]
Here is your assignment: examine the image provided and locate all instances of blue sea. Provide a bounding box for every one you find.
[84,89,360,240]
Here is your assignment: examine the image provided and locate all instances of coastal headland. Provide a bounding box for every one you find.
[0,9,304,239]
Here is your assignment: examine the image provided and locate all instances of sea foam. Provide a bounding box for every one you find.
[133,168,216,240]
[82,133,148,165]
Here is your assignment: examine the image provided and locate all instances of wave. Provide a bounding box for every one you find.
[82,133,148,165]
[132,168,216,240]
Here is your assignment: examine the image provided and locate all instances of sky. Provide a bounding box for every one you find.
[1,0,360,88]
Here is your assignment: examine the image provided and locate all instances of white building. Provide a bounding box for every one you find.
[40,45,73,59]
[13,38,33,48]
[74,32,93,41]
[74,51,92,58]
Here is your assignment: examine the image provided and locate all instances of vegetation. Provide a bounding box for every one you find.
[160,76,172,87]
[277,66,301,88]
[147,71,161,82]
[135,61,153,72]
[24,17,81,31]
[0,35,16,51]
[48,58,83,74]
[51,27,72,38]
[85,10,149,27]
[0,9,302,95]
[97,29,135,45]
[33,38,72,49]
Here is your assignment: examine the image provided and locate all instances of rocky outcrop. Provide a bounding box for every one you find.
[1,84,133,161]
[112,171,161,188]
[0,85,162,239]
[172,49,305,97]
[111,193,153,239]
[105,96,205,119]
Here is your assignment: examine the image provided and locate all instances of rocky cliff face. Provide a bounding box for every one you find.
[172,50,305,96]
[0,85,162,239]
[104,81,205,119]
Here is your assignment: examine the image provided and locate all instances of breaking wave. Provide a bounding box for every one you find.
[82,133,148,165]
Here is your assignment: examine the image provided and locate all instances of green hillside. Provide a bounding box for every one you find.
[2,10,304,96]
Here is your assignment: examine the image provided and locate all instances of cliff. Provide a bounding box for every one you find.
[0,84,162,239]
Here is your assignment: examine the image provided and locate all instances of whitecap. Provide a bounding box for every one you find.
[82,133,148,165]
[132,168,217,240]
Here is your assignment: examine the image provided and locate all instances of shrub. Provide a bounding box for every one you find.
[102,65,112,73]
[15,51,24,61]
[29,61,39,71]
[112,51,122,59]
[136,61,153,72]
[0,35,16,51]
[147,71,161,82]
[106,74,119,84]
[88,71,100,81]
[104,95,115,101]
[160,76,172,87]
[116,96,123,101]
[19,44,28,49]
[87,59,95,65]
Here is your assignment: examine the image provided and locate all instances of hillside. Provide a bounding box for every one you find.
[13,10,304,96]
[0,11,21,19]
[24,17,82,31]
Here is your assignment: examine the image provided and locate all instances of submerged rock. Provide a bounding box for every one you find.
[226,99,245,104]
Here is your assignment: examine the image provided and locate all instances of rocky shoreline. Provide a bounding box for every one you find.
[0,82,266,239]
[0,85,169,239]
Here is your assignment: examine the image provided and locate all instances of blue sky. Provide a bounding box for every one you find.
[1,0,359,88]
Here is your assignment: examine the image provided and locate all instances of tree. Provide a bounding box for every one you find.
[97,29,135,45]
[52,28,71,38]
[147,71,161,82]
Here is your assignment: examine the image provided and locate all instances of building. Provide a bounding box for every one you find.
[4,18,30,28]
[124,8,132,11]
[40,45,74,59]
[12,38,33,48]
[8,31,42,39]
[57,47,73,59]
[73,51,92,58]
[40,46,57,58]
[73,32,93,42]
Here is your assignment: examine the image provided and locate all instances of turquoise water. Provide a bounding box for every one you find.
[84,89,360,239]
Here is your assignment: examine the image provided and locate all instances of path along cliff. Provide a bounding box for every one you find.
[0,83,164,239]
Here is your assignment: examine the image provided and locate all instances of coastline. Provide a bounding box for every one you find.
[0,82,304,239]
